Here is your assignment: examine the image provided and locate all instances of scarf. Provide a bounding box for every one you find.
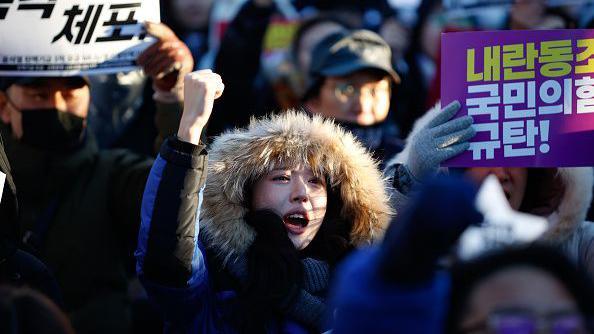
[226,254,330,330]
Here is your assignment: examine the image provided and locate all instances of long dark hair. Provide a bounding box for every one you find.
[299,181,354,265]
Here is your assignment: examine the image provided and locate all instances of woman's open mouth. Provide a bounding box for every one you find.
[283,212,309,235]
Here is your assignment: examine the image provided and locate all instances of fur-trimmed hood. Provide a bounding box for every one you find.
[200,111,393,264]
[387,103,594,243]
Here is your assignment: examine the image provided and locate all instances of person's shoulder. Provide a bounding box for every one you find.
[576,221,594,238]
[9,248,50,275]
[565,221,594,258]
[1,246,53,285]
[97,148,153,167]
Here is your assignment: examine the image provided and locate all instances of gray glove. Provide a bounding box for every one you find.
[406,100,475,180]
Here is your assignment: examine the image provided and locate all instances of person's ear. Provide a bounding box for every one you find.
[0,91,11,124]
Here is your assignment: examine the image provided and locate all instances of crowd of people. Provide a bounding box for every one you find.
[1,0,594,333]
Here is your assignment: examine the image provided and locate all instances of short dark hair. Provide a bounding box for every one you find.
[446,245,594,333]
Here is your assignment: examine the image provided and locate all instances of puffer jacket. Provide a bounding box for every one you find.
[0,132,17,231]
[136,111,393,333]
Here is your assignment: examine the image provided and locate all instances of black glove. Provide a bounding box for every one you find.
[243,209,303,313]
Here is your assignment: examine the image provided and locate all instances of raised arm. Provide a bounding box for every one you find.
[135,71,223,324]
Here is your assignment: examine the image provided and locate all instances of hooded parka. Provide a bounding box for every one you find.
[136,111,393,333]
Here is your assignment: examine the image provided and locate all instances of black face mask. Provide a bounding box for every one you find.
[20,108,85,152]
[338,120,400,151]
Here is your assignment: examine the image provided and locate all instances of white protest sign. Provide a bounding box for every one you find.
[0,0,160,76]
[457,175,549,260]
[0,172,5,204]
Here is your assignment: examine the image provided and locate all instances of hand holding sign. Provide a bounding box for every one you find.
[405,101,476,181]
[177,70,224,145]
[138,22,194,100]
[0,0,161,76]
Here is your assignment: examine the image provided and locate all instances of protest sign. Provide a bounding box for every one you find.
[0,0,160,76]
[442,29,594,167]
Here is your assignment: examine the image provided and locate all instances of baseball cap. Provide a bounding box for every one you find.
[0,76,89,91]
[308,29,401,89]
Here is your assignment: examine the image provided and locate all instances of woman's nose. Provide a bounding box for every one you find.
[290,179,309,203]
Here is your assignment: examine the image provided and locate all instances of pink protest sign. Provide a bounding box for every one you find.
[441,29,594,167]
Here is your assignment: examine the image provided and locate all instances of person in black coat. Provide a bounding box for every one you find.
[0,132,62,306]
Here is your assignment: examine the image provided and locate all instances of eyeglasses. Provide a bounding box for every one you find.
[463,310,589,334]
[332,81,390,104]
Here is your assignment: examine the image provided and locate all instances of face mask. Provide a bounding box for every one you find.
[338,120,399,151]
[20,108,85,152]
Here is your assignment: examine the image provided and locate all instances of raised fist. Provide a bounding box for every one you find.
[177,70,224,144]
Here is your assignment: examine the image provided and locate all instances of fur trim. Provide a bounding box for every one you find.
[201,111,393,264]
[543,168,593,242]
[386,102,594,242]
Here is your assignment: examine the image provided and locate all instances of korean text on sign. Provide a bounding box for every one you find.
[441,30,594,167]
[0,0,160,75]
